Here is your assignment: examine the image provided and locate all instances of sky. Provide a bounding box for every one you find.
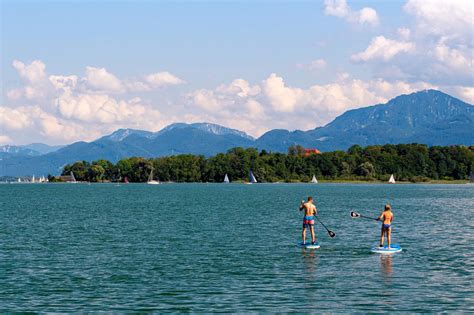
[1,0,473,145]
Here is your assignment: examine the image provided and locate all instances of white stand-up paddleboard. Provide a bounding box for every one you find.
[371,244,402,254]
[297,242,321,249]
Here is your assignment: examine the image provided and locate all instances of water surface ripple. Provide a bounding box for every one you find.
[0,183,473,312]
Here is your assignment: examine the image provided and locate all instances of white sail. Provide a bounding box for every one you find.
[18,178,21,183]
[147,167,160,185]
[68,171,77,183]
[224,174,230,183]
[32,175,35,183]
[388,174,396,184]
[311,175,318,183]
[249,170,257,183]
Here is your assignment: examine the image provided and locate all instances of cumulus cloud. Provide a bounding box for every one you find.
[351,36,415,62]
[262,74,306,113]
[10,60,51,100]
[3,60,183,144]
[404,0,472,41]
[352,0,473,86]
[83,66,123,93]
[0,106,32,130]
[324,0,379,26]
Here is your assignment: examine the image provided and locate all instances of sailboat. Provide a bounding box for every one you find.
[32,175,36,183]
[248,170,257,184]
[223,174,230,183]
[17,178,21,183]
[311,175,318,183]
[388,174,396,184]
[67,171,77,183]
[147,167,160,185]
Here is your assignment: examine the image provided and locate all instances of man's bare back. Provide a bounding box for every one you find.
[302,201,317,216]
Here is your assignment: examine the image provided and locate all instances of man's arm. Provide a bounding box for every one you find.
[299,201,305,211]
[378,212,384,221]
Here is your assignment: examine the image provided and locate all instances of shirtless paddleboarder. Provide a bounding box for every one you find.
[299,197,317,245]
[378,204,394,249]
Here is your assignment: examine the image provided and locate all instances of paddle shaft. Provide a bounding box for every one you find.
[359,214,379,221]
[314,215,329,231]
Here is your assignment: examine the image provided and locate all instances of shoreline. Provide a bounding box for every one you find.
[4,180,470,185]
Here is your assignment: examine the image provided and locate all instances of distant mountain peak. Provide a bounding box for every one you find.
[159,122,255,140]
[100,128,155,142]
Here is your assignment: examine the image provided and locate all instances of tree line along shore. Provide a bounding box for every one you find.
[52,144,474,183]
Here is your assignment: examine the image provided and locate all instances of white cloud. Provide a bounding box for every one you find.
[83,66,124,93]
[0,106,32,130]
[189,89,222,111]
[404,0,472,41]
[216,79,261,97]
[357,7,378,26]
[12,59,46,83]
[10,60,51,100]
[434,38,472,73]
[454,86,474,104]
[352,36,415,62]
[3,60,183,144]
[352,0,473,86]
[262,74,306,112]
[145,71,185,87]
[324,0,379,26]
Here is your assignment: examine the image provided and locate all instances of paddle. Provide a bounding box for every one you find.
[299,201,336,238]
[350,211,379,222]
[315,215,336,238]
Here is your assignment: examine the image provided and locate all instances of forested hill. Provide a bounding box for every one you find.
[58,144,474,183]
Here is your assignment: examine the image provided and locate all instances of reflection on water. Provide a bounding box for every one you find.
[301,249,318,284]
[380,254,393,281]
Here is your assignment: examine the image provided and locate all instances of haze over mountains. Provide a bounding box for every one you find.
[1,90,473,176]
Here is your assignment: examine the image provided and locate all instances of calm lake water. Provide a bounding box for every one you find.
[0,183,473,312]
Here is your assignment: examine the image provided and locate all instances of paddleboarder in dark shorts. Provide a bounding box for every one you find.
[378,204,394,248]
[300,197,317,245]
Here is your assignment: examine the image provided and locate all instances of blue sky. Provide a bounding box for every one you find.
[1,0,472,145]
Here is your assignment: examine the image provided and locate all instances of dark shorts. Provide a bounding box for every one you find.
[382,224,391,230]
[303,216,315,228]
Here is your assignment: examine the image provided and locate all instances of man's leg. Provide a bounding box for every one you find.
[379,227,384,247]
[302,226,307,244]
[310,225,315,244]
[387,228,391,248]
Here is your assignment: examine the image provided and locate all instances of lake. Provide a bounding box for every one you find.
[0,183,473,312]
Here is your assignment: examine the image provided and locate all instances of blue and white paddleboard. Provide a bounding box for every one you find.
[297,242,321,249]
[371,244,402,254]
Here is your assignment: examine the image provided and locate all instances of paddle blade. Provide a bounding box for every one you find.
[328,230,336,238]
[350,211,360,218]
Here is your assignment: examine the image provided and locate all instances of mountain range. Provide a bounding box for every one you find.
[1,89,473,176]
